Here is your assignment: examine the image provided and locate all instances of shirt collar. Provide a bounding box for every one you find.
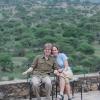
[41,54,50,60]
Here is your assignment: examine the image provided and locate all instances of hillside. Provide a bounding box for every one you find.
[0,0,100,80]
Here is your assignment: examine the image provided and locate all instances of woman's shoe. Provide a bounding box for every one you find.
[57,94,64,100]
[68,98,72,100]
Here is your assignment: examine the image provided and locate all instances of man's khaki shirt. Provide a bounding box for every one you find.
[31,55,55,75]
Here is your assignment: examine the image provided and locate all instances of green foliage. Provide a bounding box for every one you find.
[80,57,93,68]
[77,42,94,54]
[0,0,100,76]
[69,52,86,66]
[66,37,79,48]
[34,28,55,38]
[25,51,36,64]
[0,53,13,72]
[63,26,84,38]
[72,65,89,74]
[59,43,75,54]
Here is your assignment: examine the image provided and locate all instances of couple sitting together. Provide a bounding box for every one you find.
[22,43,73,100]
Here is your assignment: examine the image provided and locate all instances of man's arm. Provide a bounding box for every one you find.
[22,67,33,75]
[22,55,39,75]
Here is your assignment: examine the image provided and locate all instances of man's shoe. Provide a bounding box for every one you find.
[45,96,51,100]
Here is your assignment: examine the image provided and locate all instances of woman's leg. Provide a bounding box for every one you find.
[59,77,65,96]
[56,77,65,100]
[65,79,72,99]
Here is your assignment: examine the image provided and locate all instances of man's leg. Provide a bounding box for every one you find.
[42,76,52,100]
[31,76,41,100]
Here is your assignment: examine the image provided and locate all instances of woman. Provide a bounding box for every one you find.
[52,44,73,100]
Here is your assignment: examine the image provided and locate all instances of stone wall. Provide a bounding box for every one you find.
[0,75,100,100]
[0,81,29,99]
[0,79,52,100]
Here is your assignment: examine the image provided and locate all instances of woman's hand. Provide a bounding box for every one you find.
[54,70,60,76]
[58,68,63,73]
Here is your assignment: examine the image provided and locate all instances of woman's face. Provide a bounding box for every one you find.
[52,46,59,56]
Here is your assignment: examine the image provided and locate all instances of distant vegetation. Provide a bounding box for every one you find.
[0,0,100,80]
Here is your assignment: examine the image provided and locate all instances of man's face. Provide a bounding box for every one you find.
[44,47,51,56]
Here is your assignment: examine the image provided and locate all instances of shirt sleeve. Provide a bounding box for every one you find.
[61,53,68,61]
[31,55,39,70]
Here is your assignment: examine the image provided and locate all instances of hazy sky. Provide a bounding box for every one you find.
[84,0,100,3]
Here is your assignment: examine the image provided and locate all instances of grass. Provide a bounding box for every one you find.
[0,71,19,81]
[93,42,100,57]
[12,57,28,66]
[0,13,3,20]
[0,57,28,81]
[11,57,28,79]
[0,69,27,81]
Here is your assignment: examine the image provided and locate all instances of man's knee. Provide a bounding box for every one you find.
[31,76,40,86]
[43,76,51,83]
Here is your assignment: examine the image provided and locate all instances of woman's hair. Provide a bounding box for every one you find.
[51,44,60,53]
[52,43,60,52]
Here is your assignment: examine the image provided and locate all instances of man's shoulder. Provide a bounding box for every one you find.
[49,55,55,60]
[35,54,43,58]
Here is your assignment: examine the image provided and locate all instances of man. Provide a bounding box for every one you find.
[22,43,55,100]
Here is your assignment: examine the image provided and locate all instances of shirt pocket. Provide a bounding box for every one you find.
[38,59,45,64]
[46,61,53,67]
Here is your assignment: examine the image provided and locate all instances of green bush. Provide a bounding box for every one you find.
[0,53,13,72]
[72,65,89,74]
[77,42,94,55]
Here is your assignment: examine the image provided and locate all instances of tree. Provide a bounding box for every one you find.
[63,26,84,38]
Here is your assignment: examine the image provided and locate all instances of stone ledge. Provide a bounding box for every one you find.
[0,81,29,99]
[0,73,100,99]
[0,79,55,99]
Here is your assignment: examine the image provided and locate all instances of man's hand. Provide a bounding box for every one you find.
[22,67,33,75]
[22,71,27,75]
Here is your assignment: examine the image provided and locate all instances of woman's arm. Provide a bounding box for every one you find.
[63,59,69,71]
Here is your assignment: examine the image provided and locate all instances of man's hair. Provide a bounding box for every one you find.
[44,43,52,49]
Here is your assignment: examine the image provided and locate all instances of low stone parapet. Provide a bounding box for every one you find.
[0,73,100,99]
[0,80,29,99]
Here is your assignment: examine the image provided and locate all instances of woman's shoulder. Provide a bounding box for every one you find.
[59,53,66,56]
[59,53,68,59]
